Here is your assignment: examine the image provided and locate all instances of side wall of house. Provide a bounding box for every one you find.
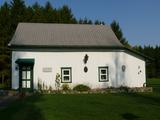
[12,51,146,90]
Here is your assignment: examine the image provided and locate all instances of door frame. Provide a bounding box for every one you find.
[16,58,35,92]
[19,65,34,92]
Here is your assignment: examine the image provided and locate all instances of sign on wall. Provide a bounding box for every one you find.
[43,67,52,72]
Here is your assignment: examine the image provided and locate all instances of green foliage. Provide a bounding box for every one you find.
[147,78,160,92]
[61,83,70,91]
[94,20,105,25]
[133,45,160,78]
[110,20,130,47]
[73,84,90,92]
[55,73,61,90]
[78,18,104,25]
[119,86,129,92]
[37,79,42,92]
[10,0,26,30]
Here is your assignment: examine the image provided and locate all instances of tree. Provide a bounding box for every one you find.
[0,55,10,86]
[94,20,105,25]
[57,5,77,23]
[43,1,56,23]
[133,45,160,78]
[10,0,26,30]
[111,20,130,47]
[31,2,45,22]
[0,2,11,49]
[23,6,34,22]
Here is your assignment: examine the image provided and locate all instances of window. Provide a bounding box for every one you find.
[99,67,109,82]
[61,67,72,83]
[21,66,32,88]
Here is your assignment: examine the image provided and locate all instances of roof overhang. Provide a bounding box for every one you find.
[15,59,35,65]
[11,45,152,62]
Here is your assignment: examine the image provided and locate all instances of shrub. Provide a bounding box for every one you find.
[73,84,90,92]
[55,73,61,90]
[119,86,129,92]
[61,84,70,91]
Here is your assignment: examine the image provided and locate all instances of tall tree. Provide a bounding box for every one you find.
[23,6,34,22]
[57,5,77,23]
[111,20,129,47]
[0,2,11,49]
[94,20,105,25]
[31,2,45,22]
[10,0,26,30]
[43,1,56,23]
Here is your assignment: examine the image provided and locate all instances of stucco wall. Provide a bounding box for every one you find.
[12,51,146,90]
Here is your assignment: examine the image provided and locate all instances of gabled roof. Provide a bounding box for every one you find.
[9,23,123,47]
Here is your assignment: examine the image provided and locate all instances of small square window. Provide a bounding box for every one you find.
[61,67,72,83]
[99,67,109,82]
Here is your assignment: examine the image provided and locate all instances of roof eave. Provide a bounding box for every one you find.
[9,44,152,61]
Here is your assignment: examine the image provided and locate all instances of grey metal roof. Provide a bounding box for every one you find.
[9,23,124,47]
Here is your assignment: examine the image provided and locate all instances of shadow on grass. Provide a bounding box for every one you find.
[121,113,140,120]
[0,95,45,120]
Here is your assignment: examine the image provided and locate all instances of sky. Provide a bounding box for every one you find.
[0,0,160,46]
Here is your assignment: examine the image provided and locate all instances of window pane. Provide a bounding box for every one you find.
[63,76,69,81]
[27,71,31,79]
[63,70,69,75]
[101,69,106,74]
[27,81,31,88]
[22,71,26,79]
[101,75,106,80]
[22,81,26,88]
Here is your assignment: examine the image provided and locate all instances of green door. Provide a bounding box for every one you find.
[20,65,33,92]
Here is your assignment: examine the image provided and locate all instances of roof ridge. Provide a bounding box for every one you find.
[18,22,110,27]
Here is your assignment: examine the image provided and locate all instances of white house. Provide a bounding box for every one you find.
[9,23,147,92]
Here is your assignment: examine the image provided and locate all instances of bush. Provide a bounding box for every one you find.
[119,86,129,92]
[0,83,10,90]
[73,84,90,92]
[61,84,70,91]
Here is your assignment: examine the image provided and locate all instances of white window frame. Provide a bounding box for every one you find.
[61,67,72,83]
[99,66,109,82]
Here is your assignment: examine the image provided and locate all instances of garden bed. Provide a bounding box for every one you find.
[35,87,152,94]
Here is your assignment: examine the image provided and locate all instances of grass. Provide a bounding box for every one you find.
[0,78,159,120]
[0,93,160,120]
[147,78,160,92]
[147,78,160,85]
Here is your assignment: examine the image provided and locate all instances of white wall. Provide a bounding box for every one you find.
[12,51,146,90]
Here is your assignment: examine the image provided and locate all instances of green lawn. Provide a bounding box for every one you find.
[147,78,160,92]
[0,93,160,120]
[147,78,160,85]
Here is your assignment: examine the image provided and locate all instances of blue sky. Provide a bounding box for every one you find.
[0,0,160,46]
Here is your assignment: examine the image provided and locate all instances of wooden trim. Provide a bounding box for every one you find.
[98,66,109,82]
[19,65,34,92]
[9,45,151,60]
[61,67,72,83]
